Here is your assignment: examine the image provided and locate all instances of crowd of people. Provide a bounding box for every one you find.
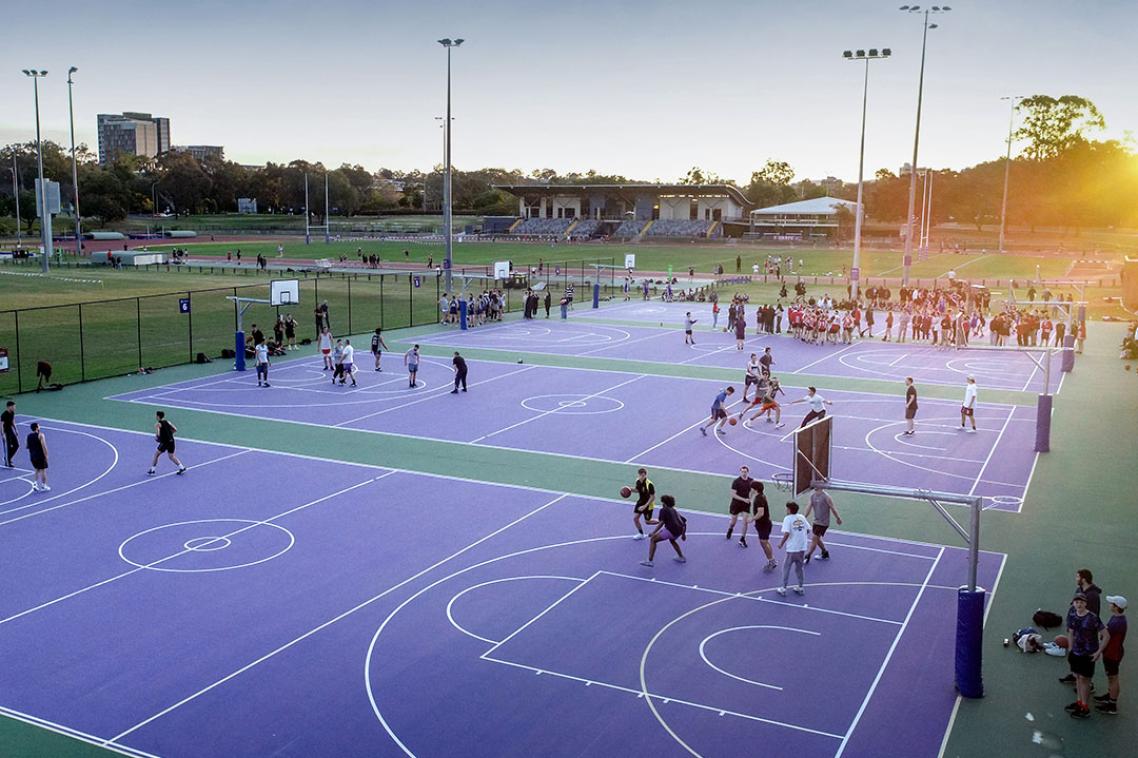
[437,290,507,326]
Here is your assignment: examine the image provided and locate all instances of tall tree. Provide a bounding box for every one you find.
[1014,95,1105,161]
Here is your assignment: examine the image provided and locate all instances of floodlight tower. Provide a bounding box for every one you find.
[438,37,464,294]
[998,95,1026,255]
[898,4,950,287]
[843,47,891,302]
[67,66,82,257]
[22,68,51,273]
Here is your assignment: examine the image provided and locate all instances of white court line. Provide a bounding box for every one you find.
[0,449,250,528]
[968,408,1015,497]
[107,492,570,746]
[1020,358,1040,392]
[888,353,909,368]
[603,571,903,626]
[835,547,944,757]
[0,705,159,758]
[335,364,538,428]
[576,327,674,357]
[937,552,1008,757]
[623,397,747,463]
[471,374,645,443]
[791,342,859,374]
[480,655,844,740]
[0,475,385,626]
[480,572,601,658]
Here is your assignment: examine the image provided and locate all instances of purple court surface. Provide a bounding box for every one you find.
[113,358,1038,510]
[0,420,1004,757]
[412,305,1064,392]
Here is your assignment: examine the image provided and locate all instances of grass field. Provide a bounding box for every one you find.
[0,240,1130,396]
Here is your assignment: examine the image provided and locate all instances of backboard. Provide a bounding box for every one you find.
[792,414,832,496]
[271,279,300,307]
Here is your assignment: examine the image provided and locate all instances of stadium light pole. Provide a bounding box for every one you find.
[843,48,890,302]
[23,68,51,273]
[898,4,949,287]
[998,95,1025,255]
[67,66,82,257]
[438,37,463,295]
[11,153,21,249]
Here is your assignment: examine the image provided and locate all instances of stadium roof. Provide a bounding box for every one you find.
[751,195,855,213]
[750,196,856,216]
[493,183,752,207]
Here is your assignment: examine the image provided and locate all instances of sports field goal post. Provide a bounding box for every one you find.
[785,414,987,699]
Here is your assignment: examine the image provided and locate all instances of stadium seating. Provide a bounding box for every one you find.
[646,219,713,238]
[568,219,601,239]
[512,218,573,236]
[612,219,646,239]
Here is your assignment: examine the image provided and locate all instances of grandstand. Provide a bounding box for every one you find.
[511,217,573,237]
[491,183,853,241]
[646,219,717,238]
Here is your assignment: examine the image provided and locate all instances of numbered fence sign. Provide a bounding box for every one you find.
[0,347,8,373]
[178,298,191,314]
[413,276,421,288]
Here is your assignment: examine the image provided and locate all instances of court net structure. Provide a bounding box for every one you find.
[779,414,987,699]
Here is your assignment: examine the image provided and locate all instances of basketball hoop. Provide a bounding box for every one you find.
[772,472,794,493]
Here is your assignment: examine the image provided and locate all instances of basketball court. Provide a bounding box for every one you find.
[0,420,1004,758]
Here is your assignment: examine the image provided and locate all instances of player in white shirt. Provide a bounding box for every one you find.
[318,327,334,370]
[960,375,978,432]
[777,501,811,596]
[254,342,270,387]
[339,340,357,386]
[790,386,832,428]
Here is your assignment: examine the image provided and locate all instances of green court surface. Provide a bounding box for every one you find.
[1,301,1135,756]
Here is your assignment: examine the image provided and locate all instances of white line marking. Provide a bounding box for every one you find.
[602,571,903,626]
[0,449,250,528]
[0,706,159,758]
[834,547,944,757]
[335,364,538,428]
[445,575,584,644]
[107,492,570,745]
[792,342,858,374]
[471,374,644,443]
[699,625,820,691]
[969,408,1015,497]
[481,655,844,739]
[1,475,386,625]
[480,572,601,658]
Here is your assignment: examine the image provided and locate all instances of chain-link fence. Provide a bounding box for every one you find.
[0,271,444,395]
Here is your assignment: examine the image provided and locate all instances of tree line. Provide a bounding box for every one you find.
[1,94,1134,233]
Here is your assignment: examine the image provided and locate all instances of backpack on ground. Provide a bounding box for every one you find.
[1033,609,1064,629]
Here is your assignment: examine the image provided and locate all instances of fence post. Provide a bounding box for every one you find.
[347,277,353,335]
[379,275,385,327]
[136,298,143,369]
[187,291,194,363]
[13,310,22,393]
[78,303,86,382]
[409,275,413,327]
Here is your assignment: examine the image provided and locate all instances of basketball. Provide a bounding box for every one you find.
[1054,634,1070,649]
[729,417,738,426]
[620,486,632,499]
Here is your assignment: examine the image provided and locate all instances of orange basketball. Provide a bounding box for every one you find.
[729,417,738,426]
[620,486,632,499]
[1054,634,1070,649]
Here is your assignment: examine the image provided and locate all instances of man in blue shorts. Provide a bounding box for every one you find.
[699,386,735,436]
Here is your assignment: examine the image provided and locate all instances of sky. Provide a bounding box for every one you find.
[1,0,1134,185]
